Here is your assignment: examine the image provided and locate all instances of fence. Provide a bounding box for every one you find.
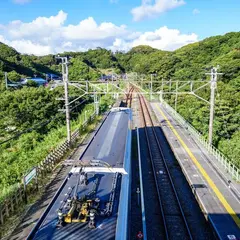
[161,100,240,181]
[0,111,96,226]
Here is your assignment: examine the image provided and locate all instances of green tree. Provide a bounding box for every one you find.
[7,71,21,82]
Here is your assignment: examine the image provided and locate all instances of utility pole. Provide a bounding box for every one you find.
[150,73,156,101]
[206,66,222,146]
[190,81,193,92]
[175,81,178,112]
[93,86,99,115]
[57,56,71,145]
[112,73,114,98]
[150,74,153,101]
[159,78,164,103]
[86,80,88,93]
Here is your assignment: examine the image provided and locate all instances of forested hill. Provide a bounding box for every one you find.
[117,32,240,167]
[0,31,239,166]
[1,32,240,84]
[0,42,57,84]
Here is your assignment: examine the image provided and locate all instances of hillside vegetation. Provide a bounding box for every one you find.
[0,86,113,202]
[0,44,115,201]
[0,31,239,182]
[116,32,240,167]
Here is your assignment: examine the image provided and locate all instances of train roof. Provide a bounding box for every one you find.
[29,107,132,240]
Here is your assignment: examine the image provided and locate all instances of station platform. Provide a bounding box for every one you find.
[29,108,132,240]
[151,102,240,240]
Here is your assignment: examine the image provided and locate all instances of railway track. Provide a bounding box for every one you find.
[126,86,134,107]
[138,92,193,240]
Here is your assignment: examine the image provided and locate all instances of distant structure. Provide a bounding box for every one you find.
[21,77,48,86]
[46,73,62,81]
[99,74,118,81]
[4,72,57,89]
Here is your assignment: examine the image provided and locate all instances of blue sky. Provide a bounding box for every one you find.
[0,0,239,55]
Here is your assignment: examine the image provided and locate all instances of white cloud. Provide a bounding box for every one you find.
[0,35,52,55]
[110,0,118,3]
[62,17,127,41]
[132,0,185,21]
[133,26,198,50]
[111,26,198,51]
[193,8,200,15]
[0,10,198,55]
[7,10,67,40]
[0,11,128,55]
[13,0,31,4]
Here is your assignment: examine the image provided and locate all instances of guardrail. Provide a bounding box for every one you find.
[161,100,240,181]
[0,111,96,228]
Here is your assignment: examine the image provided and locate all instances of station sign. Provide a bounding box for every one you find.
[24,167,37,185]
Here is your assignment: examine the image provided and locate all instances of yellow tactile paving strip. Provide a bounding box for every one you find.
[155,103,240,229]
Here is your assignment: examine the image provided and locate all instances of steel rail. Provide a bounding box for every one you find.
[125,86,134,107]
[138,91,193,240]
[137,92,169,240]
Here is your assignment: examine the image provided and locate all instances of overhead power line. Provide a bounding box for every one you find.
[0,113,63,146]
